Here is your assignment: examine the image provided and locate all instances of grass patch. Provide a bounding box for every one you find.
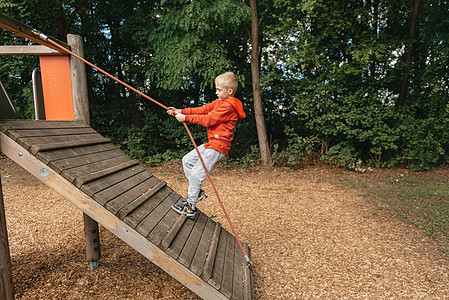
[363,172,449,255]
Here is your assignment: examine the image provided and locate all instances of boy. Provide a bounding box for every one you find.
[167,72,246,218]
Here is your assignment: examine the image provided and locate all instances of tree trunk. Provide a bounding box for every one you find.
[397,0,420,108]
[249,0,272,166]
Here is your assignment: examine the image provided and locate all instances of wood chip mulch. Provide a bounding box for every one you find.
[1,157,449,299]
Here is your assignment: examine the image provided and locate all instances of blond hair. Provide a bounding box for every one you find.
[215,72,238,94]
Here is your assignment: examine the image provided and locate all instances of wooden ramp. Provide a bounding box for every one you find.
[0,119,254,300]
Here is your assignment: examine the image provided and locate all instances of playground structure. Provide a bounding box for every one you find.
[0,13,254,300]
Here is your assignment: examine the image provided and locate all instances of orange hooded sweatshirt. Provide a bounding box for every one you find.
[182,97,246,154]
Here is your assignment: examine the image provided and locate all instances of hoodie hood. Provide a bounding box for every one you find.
[227,97,246,118]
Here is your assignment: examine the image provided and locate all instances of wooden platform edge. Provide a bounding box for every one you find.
[0,132,229,300]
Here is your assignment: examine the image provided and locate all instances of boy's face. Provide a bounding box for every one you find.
[215,83,233,100]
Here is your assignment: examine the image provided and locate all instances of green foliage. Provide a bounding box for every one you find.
[272,126,320,166]
[1,0,448,171]
[400,117,448,171]
[220,145,262,167]
[146,0,251,91]
[145,150,181,167]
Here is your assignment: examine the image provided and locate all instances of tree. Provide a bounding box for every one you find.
[145,0,251,102]
[249,0,272,166]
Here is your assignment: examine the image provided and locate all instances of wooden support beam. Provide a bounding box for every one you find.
[0,12,69,53]
[67,34,90,125]
[0,174,14,300]
[66,33,99,270]
[0,45,62,55]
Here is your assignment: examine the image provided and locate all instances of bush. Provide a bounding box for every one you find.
[273,126,320,166]
[400,117,448,171]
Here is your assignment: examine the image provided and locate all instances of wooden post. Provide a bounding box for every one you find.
[67,34,90,125]
[0,174,14,299]
[67,34,100,271]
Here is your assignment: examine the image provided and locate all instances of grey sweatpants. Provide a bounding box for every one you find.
[182,144,224,208]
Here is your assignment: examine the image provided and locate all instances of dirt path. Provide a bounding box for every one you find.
[1,156,448,299]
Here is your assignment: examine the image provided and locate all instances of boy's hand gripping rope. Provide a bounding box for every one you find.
[32,29,253,268]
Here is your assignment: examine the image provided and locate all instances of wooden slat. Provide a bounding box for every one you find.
[166,214,197,260]
[202,222,222,281]
[160,215,187,251]
[75,159,139,187]
[147,209,179,246]
[123,186,172,229]
[220,232,235,298]
[49,148,124,172]
[117,181,167,219]
[191,217,216,276]
[105,176,160,216]
[208,228,230,290]
[0,120,87,132]
[92,170,152,206]
[0,45,61,55]
[36,143,117,165]
[61,155,132,183]
[232,238,244,300]
[6,127,96,139]
[136,192,181,237]
[29,137,110,155]
[243,243,254,300]
[80,165,146,197]
[178,212,208,268]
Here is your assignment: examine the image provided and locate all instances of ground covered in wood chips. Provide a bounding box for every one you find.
[1,156,449,299]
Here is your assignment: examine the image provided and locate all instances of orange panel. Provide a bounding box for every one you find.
[39,55,74,120]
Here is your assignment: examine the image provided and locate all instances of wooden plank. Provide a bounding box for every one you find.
[92,170,152,206]
[20,132,102,144]
[166,214,197,260]
[0,131,229,300]
[29,137,110,155]
[0,120,87,132]
[220,231,235,298]
[232,238,244,300]
[48,148,124,172]
[61,155,132,183]
[19,134,102,153]
[136,192,181,237]
[75,159,139,187]
[80,165,146,197]
[209,229,230,290]
[123,186,172,229]
[147,209,179,246]
[36,143,117,165]
[6,127,96,139]
[190,217,216,276]
[0,13,70,53]
[243,243,254,300]
[0,45,61,55]
[105,176,160,216]
[117,181,167,219]
[160,215,187,251]
[178,212,208,268]
[202,222,222,282]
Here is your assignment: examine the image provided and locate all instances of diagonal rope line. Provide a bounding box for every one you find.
[32,29,253,268]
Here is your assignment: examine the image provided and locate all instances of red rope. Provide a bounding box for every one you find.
[32,30,253,268]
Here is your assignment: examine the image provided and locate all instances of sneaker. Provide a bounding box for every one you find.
[172,202,197,218]
[172,202,186,214]
[182,189,208,204]
[198,189,208,202]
